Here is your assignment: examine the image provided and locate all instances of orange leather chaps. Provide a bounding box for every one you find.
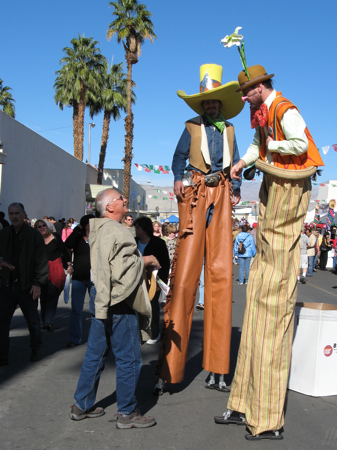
[156,172,233,383]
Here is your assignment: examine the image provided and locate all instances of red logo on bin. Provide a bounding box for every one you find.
[324,345,333,357]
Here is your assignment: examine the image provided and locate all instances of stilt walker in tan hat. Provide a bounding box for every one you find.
[153,64,244,394]
[214,27,324,441]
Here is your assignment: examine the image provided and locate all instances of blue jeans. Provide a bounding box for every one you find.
[238,257,251,284]
[74,287,142,414]
[0,283,41,362]
[69,279,93,344]
[308,256,315,276]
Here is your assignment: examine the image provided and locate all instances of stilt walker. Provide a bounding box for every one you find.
[214,27,324,441]
[154,64,244,393]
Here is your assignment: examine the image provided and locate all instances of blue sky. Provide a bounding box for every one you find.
[1,0,337,189]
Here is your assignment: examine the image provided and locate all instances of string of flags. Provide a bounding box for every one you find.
[312,182,337,187]
[321,144,337,155]
[148,189,176,202]
[135,164,171,174]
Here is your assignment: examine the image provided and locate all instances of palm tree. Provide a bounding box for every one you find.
[89,61,136,184]
[54,35,106,161]
[107,0,156,200]
[0,79,16,118]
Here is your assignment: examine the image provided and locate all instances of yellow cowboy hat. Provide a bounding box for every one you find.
[177,64,244,120]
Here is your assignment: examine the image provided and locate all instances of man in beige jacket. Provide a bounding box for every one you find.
[70,189,156,429]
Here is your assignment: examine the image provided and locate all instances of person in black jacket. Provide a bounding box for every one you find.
[65,215,94,348]
[0,203,49,364]
[134,216,170,344]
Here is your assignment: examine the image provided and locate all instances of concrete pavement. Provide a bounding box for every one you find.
[1,266,337,450]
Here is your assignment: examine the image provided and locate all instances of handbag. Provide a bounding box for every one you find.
[238,236,249,254]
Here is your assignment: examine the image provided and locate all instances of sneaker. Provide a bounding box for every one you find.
[70,404,105,421]
[116,408,156,429]
[301,276,306,284]
[30,349,42,362]
[146,335,160,345]
[238,283,243,285]
[196,303,204,310]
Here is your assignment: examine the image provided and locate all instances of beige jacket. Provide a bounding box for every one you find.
[307,233,316,257]
[90,218,145,320]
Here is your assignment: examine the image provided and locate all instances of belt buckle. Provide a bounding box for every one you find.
[204,172,221,187]
[182,171,196,187]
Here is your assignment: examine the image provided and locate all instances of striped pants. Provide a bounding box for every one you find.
[227,173,311,436]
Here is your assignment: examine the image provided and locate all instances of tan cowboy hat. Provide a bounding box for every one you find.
[177,64,244,120]
[236,65,274,92]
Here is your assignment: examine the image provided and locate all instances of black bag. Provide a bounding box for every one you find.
[238,236,248,254]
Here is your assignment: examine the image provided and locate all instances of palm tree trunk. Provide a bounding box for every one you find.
[75,82,86,161]
[123,57,134,201]
[72,100,79,159]
[97,110,111,184]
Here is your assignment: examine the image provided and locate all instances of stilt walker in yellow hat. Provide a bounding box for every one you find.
[153,64,244,393]
[214,27,324,441]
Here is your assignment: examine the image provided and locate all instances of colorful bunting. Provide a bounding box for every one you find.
[322,146,330,155]
[157,189,161,193]
[333,144,337,152]
[134,164,171,174]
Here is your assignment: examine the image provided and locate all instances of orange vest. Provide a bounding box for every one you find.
[259,92,324,170]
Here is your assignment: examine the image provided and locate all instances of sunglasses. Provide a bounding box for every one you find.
[37,225,46,229]
[109,195,124,204]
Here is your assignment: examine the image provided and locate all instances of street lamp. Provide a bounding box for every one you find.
[136,194,142,218]
[88,122,95,165]
[155,206,159,221]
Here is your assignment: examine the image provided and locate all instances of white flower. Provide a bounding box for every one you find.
[220,27,243,48]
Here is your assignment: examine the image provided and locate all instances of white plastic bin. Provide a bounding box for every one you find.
[288,302,337,397]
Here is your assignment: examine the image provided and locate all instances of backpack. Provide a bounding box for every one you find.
[238,236,249,254]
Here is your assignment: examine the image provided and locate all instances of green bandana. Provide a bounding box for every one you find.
[205,113,226,134]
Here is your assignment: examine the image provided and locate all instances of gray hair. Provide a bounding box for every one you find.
[8,202,25,212]
[96,189,114,217]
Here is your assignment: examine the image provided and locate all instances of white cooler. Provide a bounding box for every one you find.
[288,302,337,397]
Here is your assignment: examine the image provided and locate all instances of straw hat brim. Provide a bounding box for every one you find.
[177,81,244,120]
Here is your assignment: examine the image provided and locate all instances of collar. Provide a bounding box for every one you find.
[264,89,277,110]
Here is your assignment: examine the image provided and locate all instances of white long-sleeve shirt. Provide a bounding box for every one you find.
[241,90,308,167]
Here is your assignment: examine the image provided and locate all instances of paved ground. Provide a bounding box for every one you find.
[1,266,337,450]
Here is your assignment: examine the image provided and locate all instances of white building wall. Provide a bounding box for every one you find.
[0,110,87,221]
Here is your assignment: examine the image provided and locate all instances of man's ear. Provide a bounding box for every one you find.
[106,203,114,214]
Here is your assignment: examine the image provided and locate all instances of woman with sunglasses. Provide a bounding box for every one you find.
[34,220,72,331]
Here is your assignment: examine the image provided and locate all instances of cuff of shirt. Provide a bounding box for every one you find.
[174,176,183,183]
